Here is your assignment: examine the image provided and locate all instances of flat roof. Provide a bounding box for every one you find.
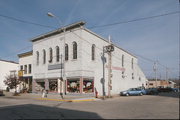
[0,59,18,64]
[18,50,33,58]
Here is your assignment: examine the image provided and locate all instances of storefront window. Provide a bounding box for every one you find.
[83,79,94,93]
[49,80,58,92]
[67,79,80,93]
[35,82,45,92]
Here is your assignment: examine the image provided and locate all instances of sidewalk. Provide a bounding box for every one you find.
[3,91,101,102]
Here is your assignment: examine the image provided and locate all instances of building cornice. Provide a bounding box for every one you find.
[30,21,86,42]
[18,50,33,58]
[0,59,18,64]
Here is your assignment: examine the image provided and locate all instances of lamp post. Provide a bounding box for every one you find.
[47,12,66,97]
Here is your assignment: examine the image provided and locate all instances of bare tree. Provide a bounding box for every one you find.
[4,74,21,94]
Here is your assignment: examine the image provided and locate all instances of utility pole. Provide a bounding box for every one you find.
[108,49,112,97]
[60,54,63,99]
[166,67,169,81]
[178,0,180,80]
[106,36,114,98]
[102,46,106,99]
[153,61,158,88]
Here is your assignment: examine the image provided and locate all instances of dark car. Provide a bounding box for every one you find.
[0,90,4,96]
[145,88,159,95]
[120,88,146,96]
[171,88,179,92]
[157,87,173,92]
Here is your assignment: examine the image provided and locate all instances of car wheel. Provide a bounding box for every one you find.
[126,93,129,96]
[139,93,143,96]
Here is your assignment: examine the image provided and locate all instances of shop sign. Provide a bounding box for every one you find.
[18,70,23,77]
[48,63,64,70]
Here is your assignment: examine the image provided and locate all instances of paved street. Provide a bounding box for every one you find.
[0,92,179,119]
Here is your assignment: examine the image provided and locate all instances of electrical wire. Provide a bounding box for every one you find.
[0,14,55,29]
[89,11,180,29]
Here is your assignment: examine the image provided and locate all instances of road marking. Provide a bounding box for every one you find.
[35,98,96,102]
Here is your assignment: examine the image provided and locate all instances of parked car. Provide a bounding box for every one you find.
[0,90,4,96]
[145,88,159,95]
[120,88,146,96]
[171,88,179,92]
[157,87,173,92]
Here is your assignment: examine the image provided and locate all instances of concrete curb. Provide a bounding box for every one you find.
[35,98,98,102]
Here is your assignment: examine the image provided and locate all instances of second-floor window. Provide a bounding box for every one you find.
[24,65,27,74]
[122,55,124,67]
[36,51,39,65]
[132,73,134,79]
[73,42,77,59]
[56,46,60,62]
[43,49,46,64]
[49,48,53,63]
[92,44,95,60]
[132,58,134,69]
[65,44,68,61]
[28,64,31,74]
[20,65,23,71]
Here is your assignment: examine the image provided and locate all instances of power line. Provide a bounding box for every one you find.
[89,11,180,29]
[0,14,55,29]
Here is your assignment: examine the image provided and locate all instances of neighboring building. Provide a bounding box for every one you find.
[168,81,176,88]
[0,59,18,90]
[147,80,176,88]
[17,51,33,92]
[27,21,148,96]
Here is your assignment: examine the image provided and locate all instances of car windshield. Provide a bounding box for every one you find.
[128,88,134,91]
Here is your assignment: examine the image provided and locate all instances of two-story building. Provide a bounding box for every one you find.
[28,21,148,96]
[17,51,33,92]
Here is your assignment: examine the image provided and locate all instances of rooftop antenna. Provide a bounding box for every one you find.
[108,35,111,43]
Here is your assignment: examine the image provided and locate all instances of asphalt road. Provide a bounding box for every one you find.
[0,92,179,119]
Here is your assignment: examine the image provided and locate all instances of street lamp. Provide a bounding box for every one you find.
[47,12,66,97]
[47,12,63,27]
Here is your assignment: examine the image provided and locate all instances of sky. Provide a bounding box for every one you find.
[0,0,179,79]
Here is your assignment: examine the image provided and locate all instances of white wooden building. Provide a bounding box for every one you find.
[0,59,18,90]
[18,51,33,92]
[29,21,148,96]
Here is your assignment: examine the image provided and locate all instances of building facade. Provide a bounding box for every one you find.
[147,80,176,88]
[18,51,33,92]
[29,21,148,96]
[0,59,18,90]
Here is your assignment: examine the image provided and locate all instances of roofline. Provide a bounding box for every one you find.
[0,59,18,64]
[83,28,137,58]
[28,20,136,58]
[30,21,86,42]
[18,50,33,58]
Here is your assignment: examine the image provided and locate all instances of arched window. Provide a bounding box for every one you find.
[56,46,60,62]
[43,49,46,64]
[73,42,77,59]
[65,44,68,61]
[49,48,53,63]
[36,51,39,65]
[92,44,95,60]
[122,55,124,67]
[131,58,134,69]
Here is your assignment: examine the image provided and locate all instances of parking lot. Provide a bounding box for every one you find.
[0,92,179,119]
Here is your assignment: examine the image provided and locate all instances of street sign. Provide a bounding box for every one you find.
[105,45,114,52]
